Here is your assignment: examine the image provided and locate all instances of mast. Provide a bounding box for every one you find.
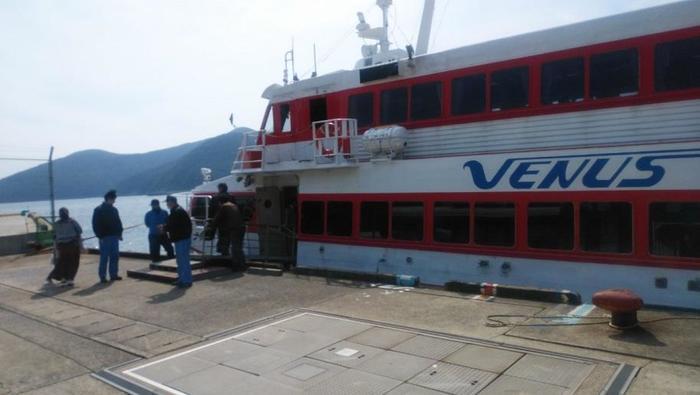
[415,0,436,56]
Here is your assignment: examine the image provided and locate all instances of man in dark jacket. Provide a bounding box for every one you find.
[163,195,193,288]
[210,195,245,270]
[92,190,123,283]
[213,183,230,254]
[144,199,174,262]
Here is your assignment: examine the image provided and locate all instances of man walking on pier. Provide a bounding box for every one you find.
[163,195,193,288]
[145,199,174,262]
[92,190,123,283]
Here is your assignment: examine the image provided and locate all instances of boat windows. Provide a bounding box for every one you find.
[590,48,639,99]
[327,201,353,237]
[474,202,515,246]
[649,202,700,258]
[411,81,442,120]
[380,87,408,124]
[451,74,486,115]
[348,93,374,128]
[301,201,324,235]
[309,97,328,126]
[580,202,632,253]
[434,202,469,243]
[279,103,292,132]
[541,57,584,105]
[391,202,424,241]
[655,36,700,92]
[490,66,529,111]
[360,202,389,239]
[527,202,574,250]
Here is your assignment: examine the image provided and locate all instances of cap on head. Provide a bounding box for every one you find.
[165,195,177,204]
[104,190,117,201]
[150,199,160,206]
[217,183,228,192]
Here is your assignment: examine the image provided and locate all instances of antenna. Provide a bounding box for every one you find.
[312,43,318,77]
[283,38,296,85]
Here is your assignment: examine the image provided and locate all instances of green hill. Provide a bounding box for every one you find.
[0,129,246,203]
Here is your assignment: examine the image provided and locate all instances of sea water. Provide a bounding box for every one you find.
[0,193,189,253]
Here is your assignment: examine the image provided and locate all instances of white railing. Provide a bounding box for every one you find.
[232,129,266,172]
[312,118,359,165]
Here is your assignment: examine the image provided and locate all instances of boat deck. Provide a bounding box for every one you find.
[0,213,35,237]
[0,253,698,394]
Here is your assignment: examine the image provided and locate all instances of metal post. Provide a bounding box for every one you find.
[48,146,55,225]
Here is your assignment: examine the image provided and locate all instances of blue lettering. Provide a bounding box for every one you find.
[509,161,550,189]
[463,159,514,189]
[538,160,590,189]
[582,157,632,188]
[618,156,665,188]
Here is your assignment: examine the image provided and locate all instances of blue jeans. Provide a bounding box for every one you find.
[99,236,120,280]
[174,238,192,285]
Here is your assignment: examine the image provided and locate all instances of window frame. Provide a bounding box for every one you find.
[589,48,640,100]
[579,201,634,255]
[300,200,325,235]
[490,66,530,112]
[326,201,354,238]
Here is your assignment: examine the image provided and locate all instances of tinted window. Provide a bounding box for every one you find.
[451,74,486,115]
[391,202,424,241]
[380,87,408,124]
[309,97,327,125]
[301,201,324,235]
[541,58,584,105]
[411,81,442,120]
[655,36,700,92]
[327,201,353,237]
[434,202,469,243]
[649,202,700,258]
[590,49,639,99]
[528,203,573,250]
[580,202,632,253]
[491,66,529,111]
[475,203,515,246]
[360,202,388,239]
[280,103,292,132]
[348,93,374,128]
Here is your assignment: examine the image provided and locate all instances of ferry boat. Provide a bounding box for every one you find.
[195,0,700,309]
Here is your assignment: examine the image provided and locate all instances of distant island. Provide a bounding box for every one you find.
[0,129,245,203]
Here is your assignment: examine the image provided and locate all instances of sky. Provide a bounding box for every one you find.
[0,0,681,179]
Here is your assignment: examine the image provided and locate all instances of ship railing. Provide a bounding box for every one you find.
[232,129,266,172]
[312,118,359,165]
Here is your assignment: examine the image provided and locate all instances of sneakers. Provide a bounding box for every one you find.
[176,282,192,289]
[110,276,123,282]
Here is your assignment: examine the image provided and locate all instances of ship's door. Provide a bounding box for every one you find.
[255,185,297,264]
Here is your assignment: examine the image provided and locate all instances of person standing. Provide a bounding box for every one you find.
[92,190,123,283]
[47,207,84,287]
[210,195,245,270]
[144,199,174,262]
[163,195,193,288]
[213,183,230,254]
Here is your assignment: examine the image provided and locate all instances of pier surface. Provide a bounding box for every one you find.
[0,253,698,394]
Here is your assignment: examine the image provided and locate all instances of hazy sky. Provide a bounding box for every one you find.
[0,0,680,179]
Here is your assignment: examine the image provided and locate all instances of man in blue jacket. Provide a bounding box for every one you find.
[144,199,174,262]
[92,190,123,283]
[163,195,193,288]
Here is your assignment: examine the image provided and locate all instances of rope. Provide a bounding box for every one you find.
[485,314,700,328]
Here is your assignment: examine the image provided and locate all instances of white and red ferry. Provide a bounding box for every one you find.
[194,0,700,309]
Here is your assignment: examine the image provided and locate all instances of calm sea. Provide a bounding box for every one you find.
[0,193,190,253]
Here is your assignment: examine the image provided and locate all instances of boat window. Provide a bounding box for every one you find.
[490,66,529,111]
[528,202,574,250]
[580,202,632,253]
[451,74,485,115]
[590,48,638,99]
[434,202,469,243]
[279,103,292,132]
[348,93,374,128]
[411,81,442,120]
[380,87,408,124]
[655,36,700,92]
[474,202,515,246]
[300,201,324,235]
[541,57,584,105]
[649,202,700,258]
[327,201,353,237]
[309,97,328,127]
[190,196,210,221]
[360,202,389,239]
[391,202,424,241]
